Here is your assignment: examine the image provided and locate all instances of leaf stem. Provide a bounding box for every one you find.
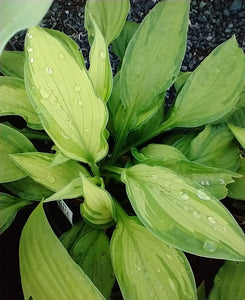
[90,162,100,177]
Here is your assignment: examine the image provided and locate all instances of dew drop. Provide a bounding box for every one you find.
[197,189,210,201]
[58,53,65,60]
[46,67,53,75]
[84,128,89,133]
[218,178,225,184]
[99,51,106,59]
[61,132,69,140]
[193,211,200,219]
[207,216,216,225]
[29,57,34,63]
[40,88,49,99]
[31,86,35,90]
[27,33,33,39]
[156,268,161,273]
[46,174,56,184]
[168,278,178,291]
[181,193,189,201]
[135,187,140,192]
[27,47,33,53]
[135,264,141,271]
[203,240,217,252]
[201,179,210,186]
[75,99,84,107]
[221,226,227,231]
[74,84,81,92]
[151,174,158,179]
[167,254,172,261]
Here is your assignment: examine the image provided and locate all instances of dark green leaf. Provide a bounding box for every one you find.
[228,158,245,200]
[0,124,36,183]
[188,125,241,171]
[208,261,245,300]
[112,21,139,61]
[70,230,115,299]
[3,177,52,201]
[0,51,24,78]
[174,72,191,93]
[0,193,31,234]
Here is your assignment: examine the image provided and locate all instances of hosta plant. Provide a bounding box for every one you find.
[1,0,245,299]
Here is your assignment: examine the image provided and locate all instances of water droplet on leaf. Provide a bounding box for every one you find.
[193,211,200,219]
[46,174,56,184]
[74,84,81,92]
[208,216,216,225]
[156,268,161,273]
[27,33,33,39]
[151,174,158,179]
[29,57,34,63]
[58,53,65,60]
[168,278,178,291]
[27,47,33,53]
[203,240,217,252]
[46,67,53,75]
[218,178,225,184]
[181,193,189,200]
[99,51,106,59]
[197,189,210,200]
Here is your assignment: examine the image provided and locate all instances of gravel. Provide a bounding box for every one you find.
[7,0,245,73]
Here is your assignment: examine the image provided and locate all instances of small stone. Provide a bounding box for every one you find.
[199,1,206,9]
[230,0,243,12]
[223,9,230,16]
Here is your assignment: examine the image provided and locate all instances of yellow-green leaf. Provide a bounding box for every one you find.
[228,157,245,200]
[228,123,245,148]
[165,37,245,128]
[0,76,42,129]
[80,173,115,226]
[85,0,130,45]
[88,16,112,102]
[111,211,197,300]
[20,202,105,300]
[24,26,108,165]
[121,164,245,261]
[188,125,241,171]
[10,152,89,192]
[120,0,190,131]
[0,124,36,183]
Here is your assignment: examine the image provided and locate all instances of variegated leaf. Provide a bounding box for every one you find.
[24,26,108,165]
[121,164,245,260]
